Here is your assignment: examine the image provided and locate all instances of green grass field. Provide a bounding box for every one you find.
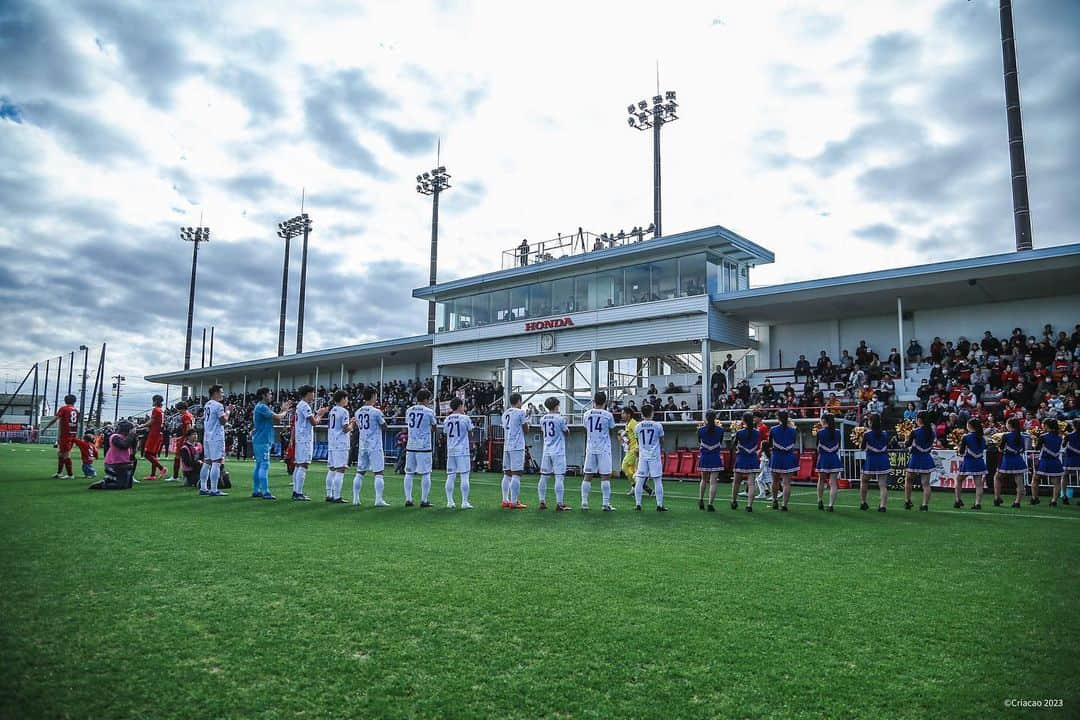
[1,444,1078,719]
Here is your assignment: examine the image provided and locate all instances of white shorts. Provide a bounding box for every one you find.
[540,452,567,476]
[636,456,662,479]
[447,454,471,474]
[405,450,433,475]
[327,446,349,468]
[294,437,313,465]
[356,447,385,473]
[583,451,613,476]
[203,437,225,462]
[503,449,525,473]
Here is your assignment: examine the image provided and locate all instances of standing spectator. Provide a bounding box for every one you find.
[518,238,529,266]
[794,355,811,383]
[906,339,923,365]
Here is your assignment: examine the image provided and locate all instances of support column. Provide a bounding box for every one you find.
[433,372,441,415]
[590,350,600,400]
[275,371,280,400]
[379,357,385,394]
[636,358,644,388]
[503,358,512,411]
[897,296,906,381]
[314,367,319,392]
[700,339,711,413]
[340,362,345,388]
[566,357,576,417]
[649,357,661,378]
[242,375,248,400]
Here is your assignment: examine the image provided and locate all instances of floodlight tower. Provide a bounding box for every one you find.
[276,214,311,356]
[416,166,451,335]
[180,226,210,386]
[626,90,679,238]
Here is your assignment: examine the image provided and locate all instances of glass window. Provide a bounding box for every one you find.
[527,282,551,318]
[509,286,528,321]
[680,254,706,296]
[724,260,738,293]
[490,289,510,323]
[589,269,621,309]
[472,292,491,326]
[436,302,449,332]
[738,264,749,290]
[551,277,575,314]
[624,264,650,304]
[649,259,678,300]
[450,296,473,330]
[573,275,591,312]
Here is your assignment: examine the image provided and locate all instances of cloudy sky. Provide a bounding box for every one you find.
[1,0,1077,413]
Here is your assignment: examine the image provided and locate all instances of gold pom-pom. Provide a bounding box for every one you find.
[947,428,966,449]
[849,426,867,446]
[895,419,915,441]
[728,420,746,432]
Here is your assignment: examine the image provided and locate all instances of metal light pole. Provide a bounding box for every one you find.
[296,216,312,354]
[209,325,215,366]
[180,226,211,393]
[416,166,451,334]
[999,0,1033,251]
[627,91,679,238]
[277,214,311,356]
[201,327,207,368]
[78,345,88,435]
[111,374,125,423]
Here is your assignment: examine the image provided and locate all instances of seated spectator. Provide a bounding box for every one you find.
[761,379,776,404]
[903,402,917,421]
[907,339,923,365]
[794,354,811,383]
[815,351,834,382]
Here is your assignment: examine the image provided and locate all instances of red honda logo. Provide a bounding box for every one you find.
[524,317,575,332]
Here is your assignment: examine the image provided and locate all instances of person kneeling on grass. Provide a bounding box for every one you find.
[179,429,202,487]
[89,421,138,490]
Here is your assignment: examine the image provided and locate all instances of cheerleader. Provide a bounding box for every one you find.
[697,411,725,512]
[992,417,1027,508]
[730,412,761,512]
[903,411,935,511]
[766,410,798,511]
[1034,418,1065,507]
[954,417,988,510]
[860,413,890,512]
[1064,419,1080,504]
[814,413,842,512]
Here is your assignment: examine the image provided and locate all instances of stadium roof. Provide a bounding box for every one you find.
[714,243,1080,323]
[145,334,432,384]
[412,224,773,300]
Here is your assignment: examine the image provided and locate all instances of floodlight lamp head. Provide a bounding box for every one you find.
[665,90,676,100]
[627,117,635,127]
[638,100,648,110]
[627,104,636,114]
[437,166,446,174]
[653,95,662,105]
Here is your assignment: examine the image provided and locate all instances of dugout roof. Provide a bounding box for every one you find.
[712,243,1080,324]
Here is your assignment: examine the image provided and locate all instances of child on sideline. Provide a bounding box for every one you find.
[73,432,99,478]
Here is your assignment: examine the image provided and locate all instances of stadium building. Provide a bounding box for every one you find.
[146,227,1080,475]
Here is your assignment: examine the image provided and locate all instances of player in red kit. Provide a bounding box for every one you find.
[167,401,195,482]
[142,394,167,480]
[41,394,80,478]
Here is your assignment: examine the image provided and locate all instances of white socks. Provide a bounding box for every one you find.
[325,470,334,498]
[199,463,210,491]
[404,473,413,502]
[555,475,565,504]
[332,472,344,499]
[510,475,520,503]
[445,474,456,504]
[460,472,470,504]
[501,474,510,502]
[634,475,644,506]
[374,474,384,504]
[538,475,548,503]
[581,479,592,506]
[601,479,612,506]
[293,466,307,494]
[353,473,363,504]
[421,474,431,503]
[655,478,664,507]
[209,463,220,492]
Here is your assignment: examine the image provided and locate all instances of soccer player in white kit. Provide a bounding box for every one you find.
[500,393,530,509]
[199,385,233,496]
[353,387,388,507]
[403,388,438,507]
[324,390,353,504]
[443,397,474,509]
[581,391,616,511]
[537,396,570,511]
[292,385,328,501]
[634,404,668,511]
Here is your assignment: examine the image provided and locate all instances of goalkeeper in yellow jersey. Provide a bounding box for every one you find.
[619,407,652,496]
